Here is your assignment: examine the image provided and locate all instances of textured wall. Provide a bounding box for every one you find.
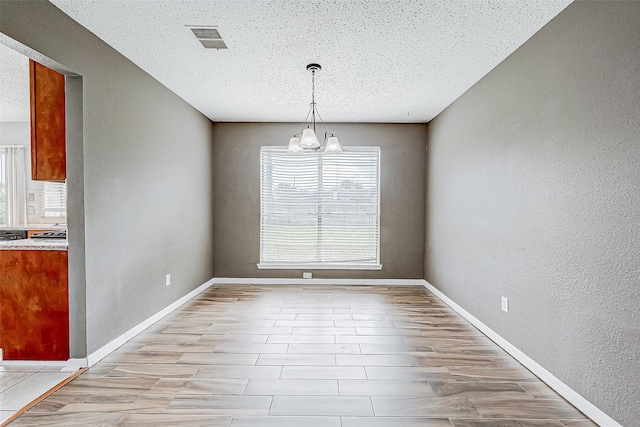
[213,123,426,279]
[1,1,215,355]
[425,1,640,425]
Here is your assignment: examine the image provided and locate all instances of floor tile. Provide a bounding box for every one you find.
[136,343,217,353]
[178,353,259,365]
[0,372,32,393]
[469,398,585,419]
[1,410,14,425]
[198,335,269,344]
[287,344,361,354]
[26,391,79,413]
[339,379,435,396]
[414,354,497,367]
[342,417,453,427]
[165,395,272,415]
[244,379,338,396]
[267,335,335,344]
[356,327,422,336]
[295,314,352,321]
[151,378,248,395]
[451,420,564,426]
[0,372,72,410]
[270,396,374,416]
[292,327,356,335]
[518,381,563,399]
[429,381,529,398]
[274,320,335,327]
[61,376,158,393]
[57,393,172,414]
[118,413,232,426]
[105,363,199,378]
[194,366,282,379]
[447,366,539,382]
[257,354,336,366]
[365,366,450,380]
[230,415,341,426]
[213,343,288,354]
[335,335,405,344]
[360,344,434,354]
[100,352,182,364]
[560,421,599,427]
[281,366,367,379]
[7,412,126,426]
[371,396,479,417]
[337,354,417,366]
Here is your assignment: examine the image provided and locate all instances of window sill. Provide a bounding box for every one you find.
[257,263,383,271]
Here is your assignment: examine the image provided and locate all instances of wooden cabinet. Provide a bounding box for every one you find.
[0,250,69,360]
[30,60,66,181]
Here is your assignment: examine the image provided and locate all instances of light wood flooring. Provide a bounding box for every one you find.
[9,285,596,426]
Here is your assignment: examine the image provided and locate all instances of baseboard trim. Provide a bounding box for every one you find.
[423,280,620,427]
[86,277,216,367]
[211,277,427,286]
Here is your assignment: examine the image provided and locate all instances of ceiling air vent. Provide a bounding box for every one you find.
[189,26,227,49]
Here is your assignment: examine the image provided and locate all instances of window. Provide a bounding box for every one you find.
[0,146,27,227]
[0,148,7,226]
[259,146,381,269]
[43,181,66,217]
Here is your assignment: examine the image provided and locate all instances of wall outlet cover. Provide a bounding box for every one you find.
[165,274,171,286]
[501,296,509,313]
[303,272,312,279]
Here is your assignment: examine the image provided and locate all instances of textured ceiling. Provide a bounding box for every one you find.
[49,0,572,123]
[0,43,30,122]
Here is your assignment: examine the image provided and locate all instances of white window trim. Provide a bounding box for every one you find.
[257,262,383,270]
[258,146,381,270]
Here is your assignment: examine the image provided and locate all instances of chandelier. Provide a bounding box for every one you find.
[286,64,342,155]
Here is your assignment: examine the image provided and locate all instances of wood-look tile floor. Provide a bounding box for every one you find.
[9,285,597,426]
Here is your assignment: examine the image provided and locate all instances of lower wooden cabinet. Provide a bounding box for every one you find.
[0,250,69,360]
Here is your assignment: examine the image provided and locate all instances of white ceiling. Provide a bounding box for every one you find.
[0,43,30,122]
[47,1,572,123]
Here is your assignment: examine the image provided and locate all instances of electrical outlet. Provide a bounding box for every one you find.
[165,274,171,287]
[501,296,509,313]
[303,272,312,279]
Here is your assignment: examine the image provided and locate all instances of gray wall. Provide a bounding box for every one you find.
[1,1,215,355]
[425,1,640,425]
[213,123,426,279]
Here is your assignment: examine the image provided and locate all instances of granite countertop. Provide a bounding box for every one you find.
[0,238,68,251]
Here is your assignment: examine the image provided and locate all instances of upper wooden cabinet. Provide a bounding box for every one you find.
[30,60,66,181]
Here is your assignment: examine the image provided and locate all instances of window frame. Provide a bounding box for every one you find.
[257,146,382,270]
[42,181,67,218]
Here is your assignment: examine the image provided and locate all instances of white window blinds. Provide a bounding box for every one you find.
[259,146,381,269]
[43,181,66,217]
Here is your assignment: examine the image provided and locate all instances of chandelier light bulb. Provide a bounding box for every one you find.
[324,136,342,153]
[299,127,320,149]
[286,137,304,154]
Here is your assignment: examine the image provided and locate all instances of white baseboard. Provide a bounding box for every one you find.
[423,280,621,427]
[211,277,427,286]
[86,277,216,367]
